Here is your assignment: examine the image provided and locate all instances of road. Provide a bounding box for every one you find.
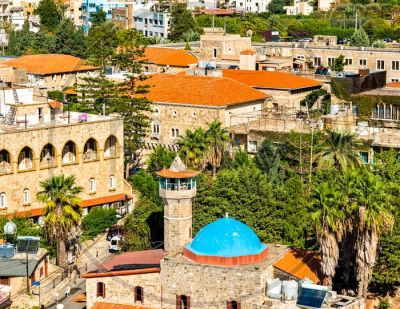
[47,233,114,308]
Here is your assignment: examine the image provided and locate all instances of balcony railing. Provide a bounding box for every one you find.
[160,182,195,191]
[83,150,98,161]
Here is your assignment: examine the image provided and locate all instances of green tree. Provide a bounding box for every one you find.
[178,128,208,168]
[81,208,117,240]
[36,175,82,266]
[350,28,370,47]
[35,0,62,31]
[330,54,345,72]
[268,0,286,14]
[268,14,280,30]
[205,121,230,176]
[147,146,176,173]
[89,10,107,27]
[54,20,87,57]
[87,21,118,68]
[311,179,346,286]
[6,21,34,56]
[315,130,363,172]
[169,4,197,41]
[255,139,286,183]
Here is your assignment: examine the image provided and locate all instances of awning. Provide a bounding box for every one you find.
[80,193,128,208]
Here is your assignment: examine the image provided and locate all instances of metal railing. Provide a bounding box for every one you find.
[160,183,195,191]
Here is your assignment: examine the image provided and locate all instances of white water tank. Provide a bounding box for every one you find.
[267,278,282,299]
[282,280,298,300]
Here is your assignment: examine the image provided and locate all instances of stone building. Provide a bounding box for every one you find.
[140,73,270,151]
[0,54,98,91]
[83,158,364,309]
[138,47,198,74]
[0,87,131,219]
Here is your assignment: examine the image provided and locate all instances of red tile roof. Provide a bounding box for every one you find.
[386,82,400,88]
[240,49,256,55]
[101,249,165,270]
[82,267,160,279]
[3,54,98,75]
[222,69,322,90]
[273,248,323,284]
[48,100,62,109]
[80,193,127,208]
[63,87,77,95]
[156,169,200,179]
[92,302,152,309]
[138,74,269,107]
[140,47,198,67]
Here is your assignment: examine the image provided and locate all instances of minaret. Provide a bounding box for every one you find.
[156,156,199,254]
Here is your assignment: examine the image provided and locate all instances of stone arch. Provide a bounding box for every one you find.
[62,140,78,164]
[104,135,118,158]
[83,138,99,161]
[17,146,34,171]
[40,143,57,167]
[0,149,12,174]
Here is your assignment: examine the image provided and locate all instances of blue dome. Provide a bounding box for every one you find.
[185,218,267,258]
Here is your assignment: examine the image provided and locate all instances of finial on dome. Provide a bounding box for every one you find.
[169,155,187,172]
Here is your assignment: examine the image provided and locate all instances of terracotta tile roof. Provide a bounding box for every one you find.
[6,208,43,218]
[82,267,160,279]
[156,169,200,178]
[200,8,236,15]
[386,82,400,88]
[80,193,127,208]
[140,47,198,67]
[72,292,86,302]
[48,100,62,109]
[273,248,323,284]
[101,249,165,270]
[240,49,256,55]
[222,69,322,90]
[3,54,98,75]
[93,302,152,309]
[138,74,269,107]
[63,87,77,95]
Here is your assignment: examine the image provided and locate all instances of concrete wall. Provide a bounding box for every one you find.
[86,272,161,309]
[0,117,125,215]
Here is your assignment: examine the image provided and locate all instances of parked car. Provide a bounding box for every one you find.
[109,235,122,253]
[106,225,123,241]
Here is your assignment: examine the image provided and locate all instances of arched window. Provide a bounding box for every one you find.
[62,141,77,164]
[0,193,7,208]
[84,138,98,161]
[18,147,34,171]
[104,136,117,158]
[134,286,144,303]
[227,300,240,309]
[0,149,11,175]
[96,282,105,298]
[89,178,96,193]
[40,144,56,167]
[109,175,116,190]
[23,188,30,205]
[176,295,190,309]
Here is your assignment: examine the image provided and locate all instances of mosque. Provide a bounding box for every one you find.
[83,157,364,309]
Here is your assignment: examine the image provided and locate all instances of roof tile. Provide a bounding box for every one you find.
[140,47,198,67]
[222,69,322,90]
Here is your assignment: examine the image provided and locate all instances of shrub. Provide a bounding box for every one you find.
[82,207,118,240]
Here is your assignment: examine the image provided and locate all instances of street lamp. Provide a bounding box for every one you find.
[3,219,16,243]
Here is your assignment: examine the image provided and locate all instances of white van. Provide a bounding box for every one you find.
[109,236,122,253]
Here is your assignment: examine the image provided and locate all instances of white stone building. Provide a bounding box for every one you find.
[228,0,270,13]
[284,0,313,15]
[133,1,170,38]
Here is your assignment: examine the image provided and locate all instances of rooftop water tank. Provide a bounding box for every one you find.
[282,280,298,300]
[267,278,282,299]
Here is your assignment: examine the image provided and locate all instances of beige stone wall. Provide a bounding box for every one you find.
[0,117,125,215]
[160,257,274,309]
[256,88,312,110]
[265,45,400,82]
[86,272,161,309]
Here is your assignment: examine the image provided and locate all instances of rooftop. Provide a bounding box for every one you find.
[156,155,200,179]
[139,74,269,107]
[92,303,152,309]
[222,69,322,90]
[1,54,98,75]
[0,248,47,277]
[273,248,323,284]
[140,47,198,67]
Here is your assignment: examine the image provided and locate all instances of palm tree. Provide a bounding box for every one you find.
[311,181,346,286]
[316,130,363,172]
[346,169,394,297]
[206,121,230,176]
[37,175,83,266]
[177,128,208,168]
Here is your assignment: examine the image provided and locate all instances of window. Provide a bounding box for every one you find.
[18,147,33,170]
[62,141,77,164]
[104,136,117,158]
[176,295,190,309]
[171,128,179,138]
[0,149,11,175]
[172,110,177,116]
[359,151,369,164]
[328,57,335,66]
[40,144,56,167]
[248,141,257,152]
[392,61,400,71]
[152,122,160,134]
[89,178,96,193]
[296,55,305,60]
[345,58,353,65]
[96,282,105,298]
[377,60,385,70]
[392,78,399,82]
[0,193,7,208]
[23,189,30,205]
[134,286,144,303]
[313,57,321,66]
[359,58,367,66]
[227,301,240,309]
[213,48,217,58]
[84,138,98,161]
[0,277,9,285]
[109,175,116,190]
[192,112,197,117]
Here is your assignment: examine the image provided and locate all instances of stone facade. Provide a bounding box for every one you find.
[86,272,161,309]
[0,102,125,216]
